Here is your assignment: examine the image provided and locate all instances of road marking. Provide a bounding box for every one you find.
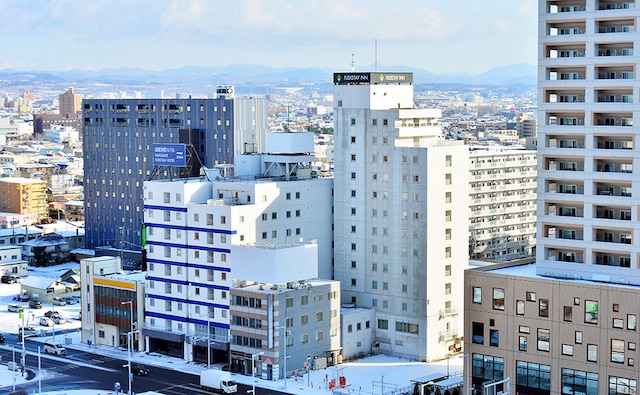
[160,384,212,395]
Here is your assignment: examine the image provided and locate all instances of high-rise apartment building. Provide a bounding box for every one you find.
[537,0,638,283]
[469,149,537,261]
[82,89,267,259]
[465,2,640,394]
[59,87,82,117]
[333,72,468,361]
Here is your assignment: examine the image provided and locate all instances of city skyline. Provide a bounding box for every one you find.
[0,0,537,75]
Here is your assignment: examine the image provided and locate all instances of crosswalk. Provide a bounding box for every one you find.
[155,383,214,394]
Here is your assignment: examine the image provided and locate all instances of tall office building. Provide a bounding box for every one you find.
[465,2,640,394]
[59,88,82,117]
[333,72,468,361]
[537,0,638,283]
[82,88,268,259]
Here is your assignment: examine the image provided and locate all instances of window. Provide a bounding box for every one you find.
[612,339,625,363]
[562,344,574,356]
[301,315,308,325]
[575,331,583,344]
[315,331,323,341]
[564,306,573,322]
[561,368,598,395]
[539,299,549,317]
[472,322,484,344]
[490,329,499,347]
[587,344,598,362]
[315,312,323,322]
[613,318,624,329]
[516,361,551,391]
[285,297,293,308]
[377,319,389,330]
[516,300,525,315]
[537,328,550,351]
[301,295,308,305]
[628,314,637,330]
[519,336,527,351]
[610,377,637,395]
[472,287,482,304]
[493,288,505,310]
[526,292,536,302]
[585,300,598,324]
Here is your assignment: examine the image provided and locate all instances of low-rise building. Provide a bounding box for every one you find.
[340,306,376,361]
[20,233,70,266]
[0,245,28,277]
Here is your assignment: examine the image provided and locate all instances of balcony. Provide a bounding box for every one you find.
[548,2,586,13]
[598,1,635,10]
[547,250,584,263]
[595,206,632,220]
[594,253,631,267]
[598,46,634,57]
[595,231,632,244]
[595,184,632,197]
[595,161,633,173]
[596,67,634,80]
[595,137,633,150]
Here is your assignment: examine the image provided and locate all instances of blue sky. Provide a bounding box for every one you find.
[0,0,537,74]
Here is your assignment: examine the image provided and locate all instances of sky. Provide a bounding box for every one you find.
[0,0,537,75]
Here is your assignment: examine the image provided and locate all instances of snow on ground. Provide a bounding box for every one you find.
[0,263,464,394]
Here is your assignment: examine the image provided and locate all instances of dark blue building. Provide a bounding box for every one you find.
[82,89,268,262]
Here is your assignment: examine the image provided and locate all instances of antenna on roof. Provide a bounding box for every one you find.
[375,37,378,72]
[351,53,355,72]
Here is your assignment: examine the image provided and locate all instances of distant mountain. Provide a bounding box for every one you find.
[0,63,536,90]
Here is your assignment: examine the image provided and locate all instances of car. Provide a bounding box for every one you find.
[44,310,61,318]
[52,297,66,306]
[0,333,5,343]
[61,296,78,305]
[20,327,38,338]
[8,303,23,313]
[1,274,19,284]
[51,316,65,325]
[29,300,43,309]
[13,294,29,302]
[40,317,53,327]
[130,363,149,376]
[44,342,66,356]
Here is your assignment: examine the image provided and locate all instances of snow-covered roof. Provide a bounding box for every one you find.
[21,275,58,289]
[21,233,69,247]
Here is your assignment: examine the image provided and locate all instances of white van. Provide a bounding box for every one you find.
[44,342,66,356]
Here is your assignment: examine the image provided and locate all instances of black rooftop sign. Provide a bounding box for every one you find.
[333,72,413,85]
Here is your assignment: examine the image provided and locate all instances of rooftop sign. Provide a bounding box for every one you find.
[153,143,186,167]
[333,72,413,85]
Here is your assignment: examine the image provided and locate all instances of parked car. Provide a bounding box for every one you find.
[51,316,65,325]
[61,296,79,305]
[40,317,53,327]
[8,303,23,313]
[1,274,19,284]
[12,294,29,302]
[44,342,66,356]
[130,363,149,376]
[29,300,43,309]
[20,327,39,337]
[52,297,66,306]
[44,310,61,318]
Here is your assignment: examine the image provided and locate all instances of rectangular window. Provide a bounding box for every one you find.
[516,300,525,315]
[519,336,527,351]
[526,292,536,302]
[490,329,499,347]
[472,287,482,304]
[539,299,549,317]
[585,300,598,324]
[493,288,505,310]
[537,328,550,351]
[562,344,574,356]
[587,344,598,362]
[377,319,389,330]
[564,306,572,322]
[613,318,624,329]
[472,322,484,344]
[575,331,583,344]
[628,314,637,330]
[612,339,625,363]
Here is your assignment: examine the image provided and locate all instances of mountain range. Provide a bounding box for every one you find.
[0,63,536,92]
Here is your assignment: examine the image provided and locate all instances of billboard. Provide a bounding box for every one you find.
[333,72,413,85]
[153,143,186,167]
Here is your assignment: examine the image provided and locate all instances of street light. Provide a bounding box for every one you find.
[281,327,291,389]
[250,351,264,395]
[121,300,134,395]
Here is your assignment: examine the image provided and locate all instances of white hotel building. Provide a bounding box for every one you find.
[333,72,468,361]
[141,132,333,365]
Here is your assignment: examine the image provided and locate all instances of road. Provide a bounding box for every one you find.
[0,332,294,395]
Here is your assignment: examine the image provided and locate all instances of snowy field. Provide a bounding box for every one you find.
[0,262,464,394]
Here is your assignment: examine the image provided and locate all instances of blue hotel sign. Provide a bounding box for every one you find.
[153,143,186,167]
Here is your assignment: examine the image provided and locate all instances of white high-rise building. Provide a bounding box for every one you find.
[333,72,468,361]
[537,0,640,284]
[142,132,334,364]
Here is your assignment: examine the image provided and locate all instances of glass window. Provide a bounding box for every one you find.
[516,361,550,391]
[562,368,598,395]
[516,300,525,315]
[493,288,505,310]
[612,339,625,363]
[585,300,598,324]
[610,377,637,395]
[472,322,484,344]
[564,306,573,322]
[575,331,583,344]
[613,318,624,329]
[519,336,527,351]
[537,328,550,351]
[472,287,482,304]
[562,344,574,356]
[539,299,549,317]
[587,344,598,362]
[628,314,637,330]
[490,329,499,347]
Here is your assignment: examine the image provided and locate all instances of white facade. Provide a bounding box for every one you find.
[537,0,640,285]
[469,149,537,261]
[333,72,468,361]
[142,155,333,363]
[0,245,28,277]
[340,307,376,360]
